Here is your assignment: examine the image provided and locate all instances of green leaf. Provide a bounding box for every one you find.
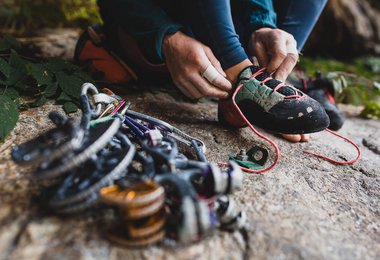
[0,35,20,52]
[63,101,78,113]
[342,87,365,106]
[55,71,83,98]
[0,94,19,140]
[29,63,54,86]
[44,82,58,97]
[46,58,69,72]
[0,58,11,78]
[364,57,380,74]
[34,95,47,107]
[47,57,79,73]
[57,91,72,102]
[2,88,19,100]
[20,95,47,110]
[360,101,380,120]
[73,69,93,82]
[7,50,28,87]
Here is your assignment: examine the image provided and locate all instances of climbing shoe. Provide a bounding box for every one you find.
[74,25,138,84]
[287,71,345,131]
[218,66,330,134]
[75,25,170,85]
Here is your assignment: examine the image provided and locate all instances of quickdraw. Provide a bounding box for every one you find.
[12,83,246,247]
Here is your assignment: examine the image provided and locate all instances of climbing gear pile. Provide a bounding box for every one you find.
[12,83,246,247]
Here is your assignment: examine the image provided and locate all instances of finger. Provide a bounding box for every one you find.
[175,78,203,99]
[212,75,232,92]
[252,56,260,66]
[192,74,229,98]
[179,85,196,99]
[272,53,298,81]
[253,41,269,67]
[201,64,232,92]
[266,36,287,74]
[281,134,302,142]
[204,47,226,77]
[286,36,298,55]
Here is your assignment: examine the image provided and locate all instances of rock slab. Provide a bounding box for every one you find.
[0,90,379,260]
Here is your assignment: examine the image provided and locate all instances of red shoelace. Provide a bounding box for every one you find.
[251,68,304,99]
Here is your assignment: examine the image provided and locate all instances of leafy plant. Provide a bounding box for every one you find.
[0,35,92,141]
[299,56,380,120]
[360,101,380,120]
[0,94,19,140]
[0,0,101,32]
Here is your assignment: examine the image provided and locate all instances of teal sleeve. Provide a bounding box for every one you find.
[243,0,277,33]
[98,0,183,63]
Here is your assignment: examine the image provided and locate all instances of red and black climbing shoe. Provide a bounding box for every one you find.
[74,25,137,85]
[287,71,345,131]
[218,66,330,134]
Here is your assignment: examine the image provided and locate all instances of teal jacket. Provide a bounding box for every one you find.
[98,0,277,62]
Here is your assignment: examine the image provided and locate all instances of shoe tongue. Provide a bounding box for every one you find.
[239,66,298,97]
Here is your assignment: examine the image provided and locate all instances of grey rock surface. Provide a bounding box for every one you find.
[17,28,78,61]
[0,88,379,260]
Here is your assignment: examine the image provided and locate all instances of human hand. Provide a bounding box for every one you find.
[162,31,232,99]
[248,27,299,81]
